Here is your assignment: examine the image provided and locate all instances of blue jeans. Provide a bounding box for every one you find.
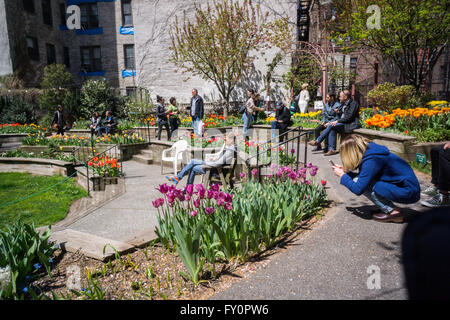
[192,116,201,136]
[354,177,395,214]
[176,159,205,185]
[316,123,345,151]
[242,113,254,136]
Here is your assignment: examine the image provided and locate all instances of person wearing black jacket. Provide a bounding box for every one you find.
[187,89,204,136]
[89,112,102,136]
[309,90,360,156]
[51,105,66,136]
[101,111,118,135]
[156,96,171,140]
[271,100,291,141]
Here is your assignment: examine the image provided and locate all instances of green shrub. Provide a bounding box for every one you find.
[0,221,55,299]
[39,64,74,113]
[367,82,415,112]
[410,128,450,143]
[80,79,126,119]
[0,96,35,124]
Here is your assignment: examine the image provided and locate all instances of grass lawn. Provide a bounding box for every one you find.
[0,172,87,230]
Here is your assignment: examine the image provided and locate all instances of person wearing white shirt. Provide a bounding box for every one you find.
[295,83,310,114]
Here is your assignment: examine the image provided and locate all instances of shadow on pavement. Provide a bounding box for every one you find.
[345,205,425,223]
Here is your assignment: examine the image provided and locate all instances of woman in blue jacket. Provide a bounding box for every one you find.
[332,134,421,223]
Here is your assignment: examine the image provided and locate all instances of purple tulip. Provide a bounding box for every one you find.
[217,199,225,207]
[193,198,201,208]
[309,169,317,177]
[251,169,258,176]
[276,169,283,177]
[191,210,198,217]
[195,184,206,193]
[290,148,296,154]
[240,172,246,179]
[288,172,297,181]
[207,189,215,199]
[157,184,169,194]
[210,184,220,192]
[306,162,313,168]
[224,202,233,211]
[152,198,164,208]
[205,207,215,215]
[185,194,191,201]
[185,184,194,195]
[305,180,311,186]
[224,193,233,203]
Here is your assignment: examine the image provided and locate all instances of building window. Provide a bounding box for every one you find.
[80,3,99,29]
[23,0,35,13]
[63,47,70,68]
[42,0,53,26]
[26,37,39,61]
[121,0,133,26]
[126,87,137,97]
[350,57,358,70]
[124,45,135,69]
[59,3,66,26]
[80,46,102,72]
[46,43,56,65]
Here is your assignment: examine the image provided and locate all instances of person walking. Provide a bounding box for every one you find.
[188,89,204,136]
[308,90,360,156]
[271,100,292,141]
[51,105,66,136]
[332,134,421,223]
[168,97,180,137]
[89,111,102,136]
[421,141,450,208]
[156,96,171,141]
[312,93,342,152]
[295,83,310,114]
[243,89,264,139]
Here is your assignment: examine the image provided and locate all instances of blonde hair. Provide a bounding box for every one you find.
[302,83,309,89]
[339,134,371,172]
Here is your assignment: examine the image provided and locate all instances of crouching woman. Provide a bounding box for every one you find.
[332,135,420,223]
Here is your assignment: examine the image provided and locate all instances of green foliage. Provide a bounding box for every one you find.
[330,0,450,90]
[367,82,415,112]
[39,64,74,113]
[410,128,450,143]
[124,98,154,123]
[0,96,35,124]
[80,79,125,119]
[0,220,55,299]
[283,55,320,100]
[154,168,327,284]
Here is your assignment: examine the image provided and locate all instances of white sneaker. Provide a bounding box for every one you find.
[421,193,450,208]
[421,185,438,197]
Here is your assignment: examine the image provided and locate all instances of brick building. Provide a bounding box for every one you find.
[0,0,448,105]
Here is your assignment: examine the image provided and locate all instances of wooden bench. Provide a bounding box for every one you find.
[202,151,238,189]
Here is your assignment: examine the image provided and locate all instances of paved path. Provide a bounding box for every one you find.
[211,146,430,300]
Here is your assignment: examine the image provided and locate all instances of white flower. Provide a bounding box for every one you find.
[0,266,11,293]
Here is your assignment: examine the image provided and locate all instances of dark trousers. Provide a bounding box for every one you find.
[431,145,450,191]
[157,120,171,140]
[314,124,328,150]
[169,117,179,135]
[56,126,64,136]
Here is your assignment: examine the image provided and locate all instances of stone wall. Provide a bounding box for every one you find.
[0,157,76,176]
[0,0,12,76]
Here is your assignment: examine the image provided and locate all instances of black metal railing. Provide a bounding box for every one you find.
[244,126,311,181]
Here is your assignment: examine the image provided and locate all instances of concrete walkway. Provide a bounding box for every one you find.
[211,146,430,300]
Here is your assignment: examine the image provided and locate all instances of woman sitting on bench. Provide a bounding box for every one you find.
[166,132,236,185]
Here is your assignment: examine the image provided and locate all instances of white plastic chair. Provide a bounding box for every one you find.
[204,143,225,163]
[161,140,189,175]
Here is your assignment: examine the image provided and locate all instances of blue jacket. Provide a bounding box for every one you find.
[322,101,341,123]
[340,142,420,204]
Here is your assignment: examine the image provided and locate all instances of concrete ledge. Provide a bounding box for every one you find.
[0,157,77,176]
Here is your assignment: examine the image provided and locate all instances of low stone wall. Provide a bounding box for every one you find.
[0,157,78,177]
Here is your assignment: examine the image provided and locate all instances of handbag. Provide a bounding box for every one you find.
[239,105,247,114]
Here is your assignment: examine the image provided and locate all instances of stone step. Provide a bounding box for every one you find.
[132,154,153,165]
[140,149,153,157]
[49,229,134,261]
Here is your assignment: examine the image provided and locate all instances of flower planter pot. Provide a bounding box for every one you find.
[104,177,119,185]
[90,176,106,191]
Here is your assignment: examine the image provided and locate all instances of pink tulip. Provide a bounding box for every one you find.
[205,207,215,215]
[191,210,198,217]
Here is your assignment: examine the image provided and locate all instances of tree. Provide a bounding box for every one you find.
[329,0,450,91]
[39,64,74,113]
[80,79,125,119]
[169,0,271,116]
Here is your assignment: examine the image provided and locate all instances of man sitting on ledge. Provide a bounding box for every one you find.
[166,132,237,185]
[308,90,360,156]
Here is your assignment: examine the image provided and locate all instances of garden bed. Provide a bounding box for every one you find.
[0,157,78,177]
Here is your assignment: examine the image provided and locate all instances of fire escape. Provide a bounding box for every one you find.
[297,0,312,42]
